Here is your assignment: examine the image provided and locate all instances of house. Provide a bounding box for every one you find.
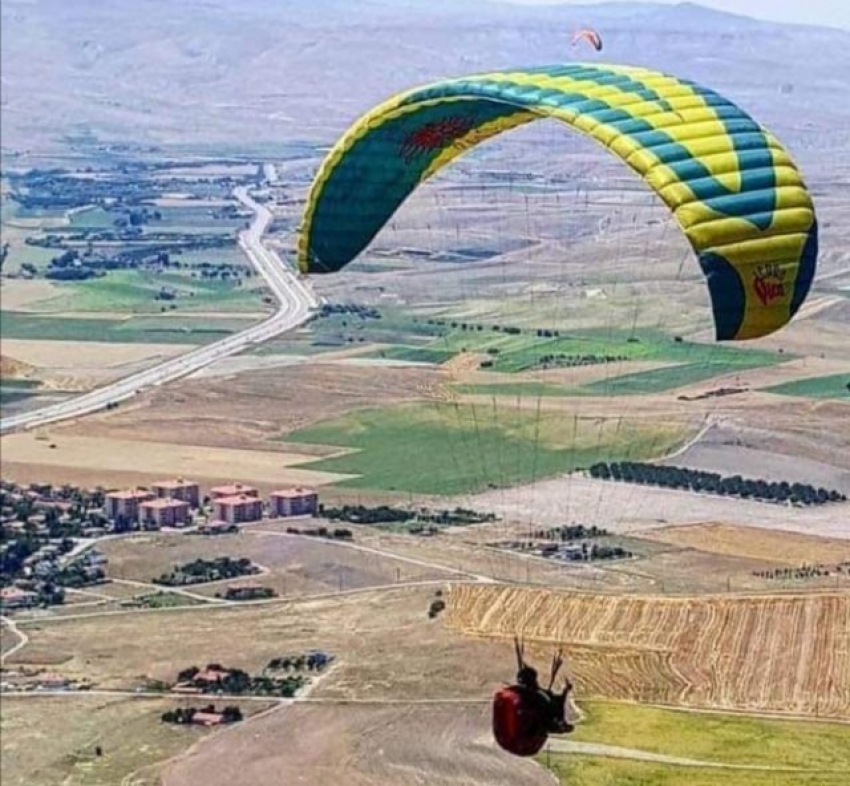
[212,495,263,525]
[0,587,38,609]
[224,584,274,601]
[151,479,200,508]
[139,498,190,529]
[191,711,225,727]
[269,487,318,518]
[105,490,154,523]
[198,521,238,536]
[171,683,203,695]
[209,483,258,500]
[195,667,230,684]
[37,673,70,689]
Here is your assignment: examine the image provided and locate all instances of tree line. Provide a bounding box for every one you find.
[319,504,496,527]
[753,562,850,581]
[588,462,847,506]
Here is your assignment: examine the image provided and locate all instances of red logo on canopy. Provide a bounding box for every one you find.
[753,263,786,306]
[399,115,478,165]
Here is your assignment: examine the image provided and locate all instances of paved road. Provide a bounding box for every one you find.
[0,181,317,434]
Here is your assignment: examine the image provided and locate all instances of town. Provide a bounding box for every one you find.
[0,477,318,611]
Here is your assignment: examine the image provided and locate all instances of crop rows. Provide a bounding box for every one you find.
[446,585,850,718]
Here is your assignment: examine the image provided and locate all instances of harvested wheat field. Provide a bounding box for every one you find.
[0,432,354,487]
[446,585,850,719]
[642,524,850,566]
[162,703,554,786]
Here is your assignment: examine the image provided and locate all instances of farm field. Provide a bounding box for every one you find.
[641,524,850,566]
[546,755,849,786]
[28,270,269,316]
[0,311,255,344]
[765,373,850,400]
[562,701,850,769]
[461,472,850,539]
[0,432,355,487]
[445,584,850,718]
[281,402,690,495]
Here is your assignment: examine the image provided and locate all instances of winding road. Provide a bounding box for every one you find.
[0,179,317,434]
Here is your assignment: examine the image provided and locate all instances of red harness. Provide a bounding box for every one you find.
[492,686,549,757]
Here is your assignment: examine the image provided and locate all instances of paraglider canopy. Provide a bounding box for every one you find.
[298,63,818,342]
[572,28,603,52]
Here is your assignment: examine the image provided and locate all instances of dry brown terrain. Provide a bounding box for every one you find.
[0,432,354,487]
[4,586,517,703]
[461,474,850,540]
[446,584,850,719]
[0,695,275,786]
[641,524,850,566]
[49,362,446,451]
[100,529,458,596]
[162,703,555,786]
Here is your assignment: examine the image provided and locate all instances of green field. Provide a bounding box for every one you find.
[281,403,688,494]
[584,358,770,395]
[1,244,57,274]
[764,373,850,400]
[152,205,247,234]
[372,346,456,364]
[546,756,848,786]
[545,703,850,786]
[33,270,267,314]
[67,205,116,229]
[319,319,784,394]
[0,311,255,344]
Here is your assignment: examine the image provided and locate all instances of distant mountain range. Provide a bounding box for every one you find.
[2,0,849,158]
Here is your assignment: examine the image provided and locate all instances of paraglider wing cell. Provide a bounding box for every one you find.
[298,63,818,342]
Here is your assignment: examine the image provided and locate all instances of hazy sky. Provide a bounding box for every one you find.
[503,0,850,30]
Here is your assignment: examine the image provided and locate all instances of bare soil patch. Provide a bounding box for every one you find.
[0,279,60,310]
[460,473,850,540]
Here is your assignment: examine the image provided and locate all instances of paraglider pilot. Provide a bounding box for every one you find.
[492,638,575,757]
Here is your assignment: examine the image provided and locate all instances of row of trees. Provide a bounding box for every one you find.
[753,562,850,581]
[534,352,628,369]
[588,462,847,506]
[285,526,353,541]
[533,524,610,541]
[316,303,381,320]
[265,651,333,673]
[154,557,259,587]
[319,504,496,527]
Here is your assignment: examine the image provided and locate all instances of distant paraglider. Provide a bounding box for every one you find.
[572,28,603,52]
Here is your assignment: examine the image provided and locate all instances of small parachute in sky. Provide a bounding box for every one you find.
[572,28,603,52]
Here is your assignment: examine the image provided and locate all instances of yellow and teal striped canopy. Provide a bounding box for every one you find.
[297,63,818,341]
